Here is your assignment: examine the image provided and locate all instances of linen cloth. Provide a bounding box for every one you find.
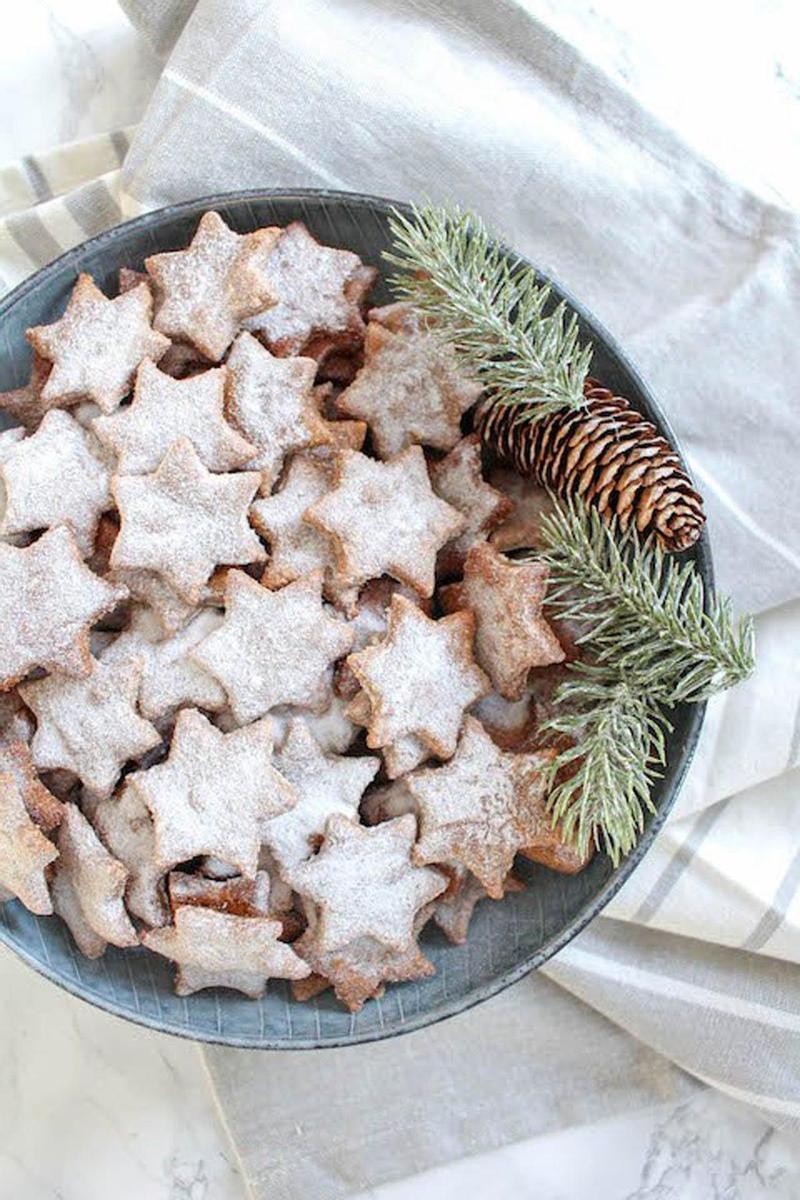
[1,1,799,1195]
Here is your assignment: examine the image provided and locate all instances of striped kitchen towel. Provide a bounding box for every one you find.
[1,2,799,1195]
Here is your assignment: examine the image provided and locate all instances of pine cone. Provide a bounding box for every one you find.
[476,380,705,553]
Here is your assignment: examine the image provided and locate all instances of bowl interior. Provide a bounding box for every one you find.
[0,190,708,1047]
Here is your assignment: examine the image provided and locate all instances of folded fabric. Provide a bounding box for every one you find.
[0,1,798,1195]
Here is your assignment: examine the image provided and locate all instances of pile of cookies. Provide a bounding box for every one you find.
[0,211,589,1012]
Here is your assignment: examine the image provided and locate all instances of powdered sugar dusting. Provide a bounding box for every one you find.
[410,716,556,898]
[27,275,169,414]
[0,526,126,686]
[20,655,161,799]
[101,606,226,721]
[336,320,482,458]
[143,904,309,988]
[245,222,369,352]
[0,410,111,555]
[191,571,353,724]
[130,709,295,876]
[225,332,329,488]
[93,782,168,927]
[429,434,514,575]
[93,359,256,474]
[287,813,445,956]
[56,802,138,946]
[347,596,489,764]
[110,438,264,604]
[306,447,466,610]
[145,212,280,361]
[263,718,379,870]
[250,452,336,588]
[0,772,58,914]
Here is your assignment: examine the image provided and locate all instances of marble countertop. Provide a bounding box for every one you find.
[1,3,799,1198]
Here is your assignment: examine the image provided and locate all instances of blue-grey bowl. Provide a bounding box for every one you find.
[0,189,709,1047]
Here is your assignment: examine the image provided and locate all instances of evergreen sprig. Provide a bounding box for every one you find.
[525,497,755,863]
[542,671,666,862]
[385,203,591,421]
[537,498,755,706]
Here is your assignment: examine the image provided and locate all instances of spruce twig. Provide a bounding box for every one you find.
[526,496,754,862]
[542,670,667,863]
[534,498,755,706]
[385,203,591,421]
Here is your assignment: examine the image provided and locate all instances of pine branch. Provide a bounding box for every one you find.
[385,203,592,421]
[527,496,753,860]
[541,671,667,864]
[535,497,755,706]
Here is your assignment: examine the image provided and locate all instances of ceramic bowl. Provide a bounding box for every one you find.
[0,190,709,1046]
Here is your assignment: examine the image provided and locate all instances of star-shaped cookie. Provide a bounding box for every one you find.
[305,447,466,612]
[93,359,256,474]
[488,469,554,553]
[93,782,168,927]
[110,438,264,604]
[293,914,435,1012]
[244,221,376,357]
[26,274,169,414]
[268,693,360,757]
[130,709,296,876]
[89,511,185,611]
[432,870,523,944]
[54,802,138,947]
[143,904,310,998]
[102,606,226,722]
[0,352,53,431]
[335,319,482,458]
[429,434,515,578]
[263,718,379,870]
[286,813,446,953]
[0,771,58,913]
[0,525,127,688]
[191,570,353,724]
[0,740,64,831]
[224,332,331,490]
[440,543,565,700]
[346,595,489,772]
[93,513,198,637]
[20,655,161,799]
[334,578,432,699]
[409,716,557,898]
[145,211,280,361]
[474,684,539,753]
[0,410,112,555]
[250,453,336,590]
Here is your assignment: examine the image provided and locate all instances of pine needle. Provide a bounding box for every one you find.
[525,496,755,860]
[535,497,755,705]
[541,671,667,864]
[385,203,591,421]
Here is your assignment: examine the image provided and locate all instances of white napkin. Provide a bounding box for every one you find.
[0,1,798,1195]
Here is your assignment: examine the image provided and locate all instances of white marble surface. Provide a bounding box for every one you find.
[1,3,799,1199]
[362,1092,800,1200]
[0,951,243,1199]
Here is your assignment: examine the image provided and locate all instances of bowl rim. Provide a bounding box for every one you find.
[0,187,710,1048]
